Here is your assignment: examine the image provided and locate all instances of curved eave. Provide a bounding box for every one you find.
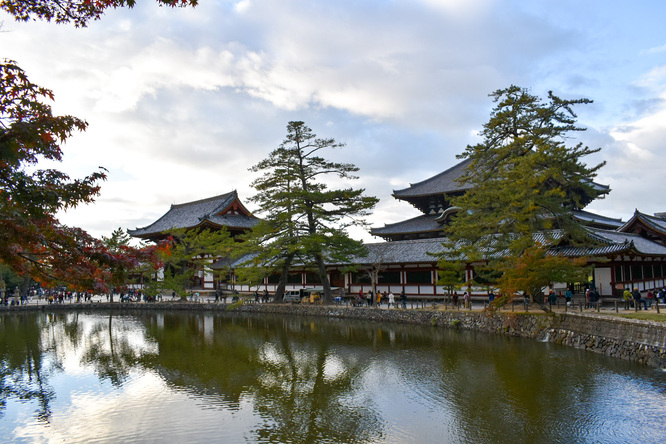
[130,218,258,241]
[619,211,666,236]
[391,188,467,202]
[392,158,473,198]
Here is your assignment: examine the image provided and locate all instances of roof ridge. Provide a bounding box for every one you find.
[171,191,234,209]
[573,209,623,222]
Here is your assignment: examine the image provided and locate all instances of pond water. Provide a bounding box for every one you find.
[1,311,665,443]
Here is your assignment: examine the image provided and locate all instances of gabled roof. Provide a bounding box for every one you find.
[595,228,666,255]
[618,210,666,238]
[128,191,260,239]
[551,228,666,257]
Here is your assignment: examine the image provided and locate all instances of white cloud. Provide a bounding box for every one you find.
[234,0,252,13]
[3,0,666,240]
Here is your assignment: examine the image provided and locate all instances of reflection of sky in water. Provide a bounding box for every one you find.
[1,313,665,443]
[10,370,268,443]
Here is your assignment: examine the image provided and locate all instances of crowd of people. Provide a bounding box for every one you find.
[623,287,666,310]
[0,287,97,306]
[354,289,407,309]
[4,285,666,311]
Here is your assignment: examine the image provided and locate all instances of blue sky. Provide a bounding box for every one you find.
[2,0,666,241]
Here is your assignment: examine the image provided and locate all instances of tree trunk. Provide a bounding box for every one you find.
[315,253,332,303]
[275,254,295,301]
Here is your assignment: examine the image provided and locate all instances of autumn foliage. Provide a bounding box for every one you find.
[0,60,163,291]
[496,245,589,303]
[1,0,198,27]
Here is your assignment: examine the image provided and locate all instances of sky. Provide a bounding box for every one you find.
[2,0,666,243]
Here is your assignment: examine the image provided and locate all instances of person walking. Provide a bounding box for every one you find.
[401,290,407,309]
[388,291,395,308]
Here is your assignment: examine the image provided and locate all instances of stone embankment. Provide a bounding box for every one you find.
[4,302,666,368]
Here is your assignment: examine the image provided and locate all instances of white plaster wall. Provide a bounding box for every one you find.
[594,267,612,296]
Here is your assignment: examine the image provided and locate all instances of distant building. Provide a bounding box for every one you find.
[365,159,666,298]
[130,165,666,298]
[128,191,260,290]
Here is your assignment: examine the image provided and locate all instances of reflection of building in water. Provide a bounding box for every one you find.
[130,160,666,298]
[203,315,214,344]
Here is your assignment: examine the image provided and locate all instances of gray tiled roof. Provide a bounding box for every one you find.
[528,228,666,257]
[227,226,666,271]
[392,158,610,200]
[371,209,623,239]
[392,158,472,198]
[619,210,666,235]
[128,191,260,238]
[572,209,624,229]
[370,214,443,236]
[343,228,666,266]
[342,238,447,265]
[587,229,666,256]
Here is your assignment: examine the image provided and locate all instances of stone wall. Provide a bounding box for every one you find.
[546,313,666,368]
[4,302,665,368]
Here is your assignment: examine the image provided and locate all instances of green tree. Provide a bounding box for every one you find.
[443,86,606,304]
[151,228,234,299]
[101,227,133,251]
[245,121,378,302]
[437,260,465,296]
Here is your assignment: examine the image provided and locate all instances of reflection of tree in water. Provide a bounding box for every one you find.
[249,318,383,443]
[76,312,156,386]
[139,312,262,409]
[0,313,57,422]
[1,311,162,425]
[140,313,386,442]
[5,310,636,443]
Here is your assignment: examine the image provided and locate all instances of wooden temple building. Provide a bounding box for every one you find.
[129,191,259,242]
[357,159,666,298]
[128,191,260,290]
[129,164,666,299]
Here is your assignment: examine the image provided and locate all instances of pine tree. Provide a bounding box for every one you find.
[244,121,378,302]
[443,86,606,303]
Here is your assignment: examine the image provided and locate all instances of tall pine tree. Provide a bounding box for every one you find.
[444,86,606,303]
[244,121,377,302]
